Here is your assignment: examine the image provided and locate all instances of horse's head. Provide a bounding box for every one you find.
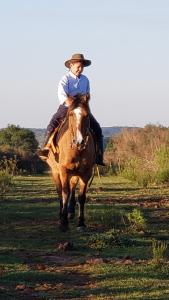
[68,94,90,150]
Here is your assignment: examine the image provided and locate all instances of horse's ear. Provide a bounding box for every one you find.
[82,93,90,103]
[86,93,90,102]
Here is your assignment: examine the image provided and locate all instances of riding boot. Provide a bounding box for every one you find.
[38,131,53,158]
[96,136,106,166]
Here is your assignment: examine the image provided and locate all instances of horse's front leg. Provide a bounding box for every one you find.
[68,189,76,220]
[59,168,70,231]
[77,178,88,229]
[68,177,78,220]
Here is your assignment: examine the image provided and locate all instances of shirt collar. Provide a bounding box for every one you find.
[69,70,81,79]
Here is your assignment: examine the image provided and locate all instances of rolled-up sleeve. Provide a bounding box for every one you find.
[58,75,68,105]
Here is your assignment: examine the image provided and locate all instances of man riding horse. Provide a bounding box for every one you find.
[39,53,105,166]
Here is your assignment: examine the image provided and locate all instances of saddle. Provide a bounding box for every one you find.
[50,118,69,155]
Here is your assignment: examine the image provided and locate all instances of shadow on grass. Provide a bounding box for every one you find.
[1,175,169,299]
[0,268,90,300]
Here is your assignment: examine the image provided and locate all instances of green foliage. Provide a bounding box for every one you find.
[0,125,47,174]
[87,205,129,229]
[105,125,169,186]
[105,138,114,151]
[152,239,167,265]
[0,157,16,199]
[0,171,13,199]
[88,229,135,250]
[0,124,38,153]
[122,158,152,187]
[87,206,115,228]
[127,208,146,232]
[154,146,169,183]
[0,156,18,176]
[88,229,118,250]
[122,158,139,181]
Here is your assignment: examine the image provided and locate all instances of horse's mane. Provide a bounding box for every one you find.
[68,94,90,113]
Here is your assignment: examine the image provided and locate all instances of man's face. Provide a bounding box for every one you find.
[70,61,84,77]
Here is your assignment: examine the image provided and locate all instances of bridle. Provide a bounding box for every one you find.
[69,109,90,151]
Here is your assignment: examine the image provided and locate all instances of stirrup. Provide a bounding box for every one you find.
[96,161,106,166]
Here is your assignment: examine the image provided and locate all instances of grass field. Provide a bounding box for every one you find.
[0,174,169,299]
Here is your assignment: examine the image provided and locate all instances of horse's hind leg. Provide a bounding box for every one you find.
[77,179,87,228]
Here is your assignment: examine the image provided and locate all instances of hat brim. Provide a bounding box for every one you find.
[65,59,91,68]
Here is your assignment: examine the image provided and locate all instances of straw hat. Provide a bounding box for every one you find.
[65,53,91,68]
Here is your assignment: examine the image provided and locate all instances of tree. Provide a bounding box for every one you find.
[0,125,46,174]
[0,125,38,154]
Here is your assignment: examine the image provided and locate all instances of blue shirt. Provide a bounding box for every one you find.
[58,71,90,105]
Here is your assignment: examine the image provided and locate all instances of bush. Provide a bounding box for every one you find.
[152,239,167,265]
[0,171,13,199]
[0,156,18,176]
[88,229,134,250]
[88,229,118,250]
[154,147,169,183]
[127,208,146,232]
[0,125,47,174]
[104,125,169,186]
[0,124,38,153]
[121,158,152,188]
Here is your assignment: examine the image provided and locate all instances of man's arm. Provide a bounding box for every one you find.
[58,75,70,105]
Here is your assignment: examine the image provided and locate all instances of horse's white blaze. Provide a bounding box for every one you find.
[74,107,83,144]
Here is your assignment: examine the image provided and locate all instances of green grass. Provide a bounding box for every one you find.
[0,174,169,299]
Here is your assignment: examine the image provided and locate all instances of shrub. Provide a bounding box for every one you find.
[122,158,152,188]
[88,229,134,250]
[154,147,169,183]
[0,125,47,174]
[127,208,146,232]
[0,171,13,199]
[88,229,118,250]
[87,206,128,229]
[0,156,18,176]
[0,156,16,199]
[104,125,169,186]
[152,239,167,265]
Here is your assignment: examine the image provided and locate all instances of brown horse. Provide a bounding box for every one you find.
[46,95,95,231]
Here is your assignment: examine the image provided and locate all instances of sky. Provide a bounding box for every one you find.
[0,0,169,128]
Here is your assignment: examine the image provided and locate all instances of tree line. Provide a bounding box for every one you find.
[1,124,169,187]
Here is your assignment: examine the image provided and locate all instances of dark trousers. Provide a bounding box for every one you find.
[47,105,103,139]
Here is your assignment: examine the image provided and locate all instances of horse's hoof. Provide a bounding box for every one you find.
[58,241,74,251]
[68,212,75,220]
[77,226,86,233]
[58,221,69,232]
[59,224,69,232]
